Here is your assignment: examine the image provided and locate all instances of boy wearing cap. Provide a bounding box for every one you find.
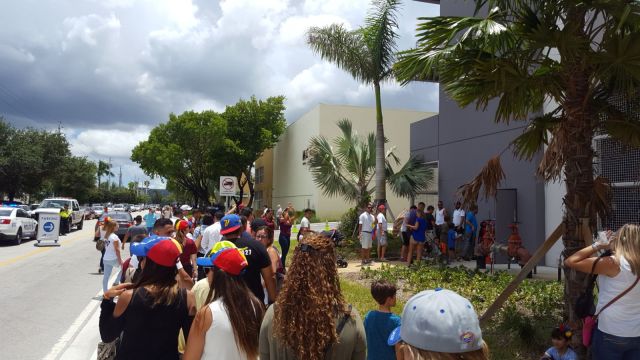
[219,214,276,304]
[364,280,401,360]
[376,205,388,261]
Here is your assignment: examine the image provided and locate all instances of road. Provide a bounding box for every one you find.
[0,216,114,360]
[0,216,339,359]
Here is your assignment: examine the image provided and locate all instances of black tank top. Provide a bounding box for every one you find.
[117,287,188,360]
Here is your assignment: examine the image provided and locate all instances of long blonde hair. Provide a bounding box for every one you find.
[396,342,490,360]
[611,224,640,275]
[102,219,118,239]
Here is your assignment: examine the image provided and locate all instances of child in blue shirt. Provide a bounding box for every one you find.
[541,325,577,360]
[364,280,401,360]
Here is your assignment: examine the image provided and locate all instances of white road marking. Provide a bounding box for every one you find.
[43,273,118,360]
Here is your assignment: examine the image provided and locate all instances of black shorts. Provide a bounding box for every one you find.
[401,231,410,246]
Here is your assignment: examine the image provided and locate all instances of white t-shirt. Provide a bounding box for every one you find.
[597,256,640,337]
[453,208,466,227]
[300,217,310,229]
[436,208,446,225]
[103,233,120,262]
[376,213,387,235]
[359,212,374,233]
[201,222,221,255]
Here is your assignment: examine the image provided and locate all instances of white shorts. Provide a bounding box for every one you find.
[360,232,373,249]
[377,233,387,246]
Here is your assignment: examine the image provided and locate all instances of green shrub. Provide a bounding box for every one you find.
[338,208,359,238]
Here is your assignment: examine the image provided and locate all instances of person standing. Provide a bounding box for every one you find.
[218,214,276,304]
[452,201,465,233]
[424,206,437,257]
[463,204,479,261]
[262,209,276,232]
[101,218,123,294]
[278,209,294,267]
[59,204,71,236]
[297,208,313,241]
[275,204,283,228]
[199,212,222,259]
[122,215,148,253]
[400,205,417,262]
[255,226,285,301]
[184,243,265,360]
[364,280,401,360]
[176,220,198,281]
[144,208,158,234]
[259,233,367,360]
[376,204,388,262]
[435,200,447,239]
[358,204,375,265]
[407,210,427,265]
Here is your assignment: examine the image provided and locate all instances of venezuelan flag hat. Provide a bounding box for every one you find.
[131,235,183,267]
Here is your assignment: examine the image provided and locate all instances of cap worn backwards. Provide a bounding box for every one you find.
[387,288,483,354]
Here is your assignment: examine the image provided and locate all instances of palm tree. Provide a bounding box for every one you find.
[96,160,114,189]
[395,0,640,329]
[307,119,433,209]
[307,0,401,207]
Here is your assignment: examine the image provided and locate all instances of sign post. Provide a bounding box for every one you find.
[35,209,61,247]
[220,176,238,211]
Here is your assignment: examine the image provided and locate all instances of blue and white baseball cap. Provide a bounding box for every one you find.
[388,288,483,353]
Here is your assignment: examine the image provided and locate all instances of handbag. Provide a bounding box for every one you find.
[96,239,105,252]
[575,253,607,319]
[97,338,119,360]
[582,275,640,347]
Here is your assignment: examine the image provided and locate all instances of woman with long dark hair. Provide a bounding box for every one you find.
[255,226,285,300]
[259,233,366,360]
[278,210,293,267]
[100,237,197,359]
[184,242,265,360]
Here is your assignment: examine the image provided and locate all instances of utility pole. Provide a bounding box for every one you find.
[118,166,122,188]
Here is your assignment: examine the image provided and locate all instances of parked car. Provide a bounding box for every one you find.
[112,204,126,212]
[83,207,95,220]
[29,204,40,216]
[0,206,38,245]
[92,205,104,217]
[98,211,132,239]
[33,198,84,234]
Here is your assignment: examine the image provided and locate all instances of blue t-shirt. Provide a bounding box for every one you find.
[544,347,577,360]
[447,228,457,249]
[143,213,157,228]
[364,311,401,360]
[412,217,427,242]
[465,211,478,235]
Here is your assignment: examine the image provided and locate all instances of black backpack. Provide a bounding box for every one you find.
[574,251,611,319]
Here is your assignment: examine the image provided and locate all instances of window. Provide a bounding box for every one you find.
[256,167,264,185]
[254,191,263,209]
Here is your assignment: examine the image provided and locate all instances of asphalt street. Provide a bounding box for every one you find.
[0,217,111,360]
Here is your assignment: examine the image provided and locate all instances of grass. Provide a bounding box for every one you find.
[340,278,406,316]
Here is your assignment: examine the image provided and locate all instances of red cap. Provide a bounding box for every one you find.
[378,204,386,211]
[175,220,189,231]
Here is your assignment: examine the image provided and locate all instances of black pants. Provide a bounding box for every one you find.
[197,252,206,280]
[99,248,105,271]
[279,233,291,267]
[60,218,69,235]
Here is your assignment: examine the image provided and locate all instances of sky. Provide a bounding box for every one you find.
[0,0,439,189]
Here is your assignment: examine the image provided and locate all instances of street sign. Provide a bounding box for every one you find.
[219,176,238,197]
[36,209,60,246]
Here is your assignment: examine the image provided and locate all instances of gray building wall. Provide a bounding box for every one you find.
[410,0,547,264]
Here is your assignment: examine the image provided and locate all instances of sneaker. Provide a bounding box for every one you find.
[98,268,103,274]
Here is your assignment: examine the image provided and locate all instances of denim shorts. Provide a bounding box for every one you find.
[592,328,640,360]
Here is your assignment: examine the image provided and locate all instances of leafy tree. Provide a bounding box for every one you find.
[96,160,114,189]
[394,0,640,330]
[307,119,434,209]
[0,120,69,200]
[222,96,286,206]
[50,156,97,203]
[307,0,401,207]
[132,110,234,206]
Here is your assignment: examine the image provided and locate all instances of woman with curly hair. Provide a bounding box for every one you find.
[259,233,366,360]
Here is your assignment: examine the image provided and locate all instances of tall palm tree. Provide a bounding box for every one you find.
[395,0,640,329]
[96,160,114,189]
[307,0,401,207]
[307,119,434,209]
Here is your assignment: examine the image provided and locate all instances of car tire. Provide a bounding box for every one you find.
[77,219,84,230]
[14,229,22,246]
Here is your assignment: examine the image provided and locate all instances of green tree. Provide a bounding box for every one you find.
[307,0,401,207]
[222,96,286,206]
[132,110,233,206]
[96,160,114,189]
[394,0,640,329]
[0,119,70,200]
[307,119,434,209]
[50,156,97,203]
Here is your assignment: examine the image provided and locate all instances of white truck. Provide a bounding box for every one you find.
[33,198,84,234]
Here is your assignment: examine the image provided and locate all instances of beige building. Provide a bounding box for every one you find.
[253,148,273,209]
[262,103,436,219]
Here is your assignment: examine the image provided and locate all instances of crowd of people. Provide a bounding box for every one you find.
[358,200,478,267]
[92,201,640,360]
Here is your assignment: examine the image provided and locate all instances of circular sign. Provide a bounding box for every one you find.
[43,222,55,232]
[222,178,234,190]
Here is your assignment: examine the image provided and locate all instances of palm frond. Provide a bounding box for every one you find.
[591,176,612,224]
[458,156,506,207]
[364,0,401,81]
[386,156,435,199]
[537,125,569,182]
[512,111,562,160]
[307,135,359,201]
[307,24,375,84]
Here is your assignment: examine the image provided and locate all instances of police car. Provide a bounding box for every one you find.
[0,206,38,245]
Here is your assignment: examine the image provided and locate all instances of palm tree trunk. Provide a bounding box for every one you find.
[374,81,386,206]
[561,69,594,351]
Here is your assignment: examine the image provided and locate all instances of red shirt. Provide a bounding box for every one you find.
[179,236,198,270]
